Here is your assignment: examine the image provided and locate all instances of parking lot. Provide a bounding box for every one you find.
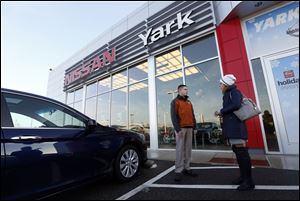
[45,160,299,200]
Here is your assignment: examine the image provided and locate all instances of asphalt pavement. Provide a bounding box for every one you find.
[45,160,299,200]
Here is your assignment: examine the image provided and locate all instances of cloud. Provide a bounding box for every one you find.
[271,59,280,68]
[248,18,256,23]
[291,60,299,68]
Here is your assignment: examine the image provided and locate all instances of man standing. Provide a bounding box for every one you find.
[171,84,198,182]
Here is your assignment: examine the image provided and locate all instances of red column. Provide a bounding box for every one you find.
[216,17,264,149]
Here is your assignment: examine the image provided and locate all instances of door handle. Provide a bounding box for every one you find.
[10,136,42,142]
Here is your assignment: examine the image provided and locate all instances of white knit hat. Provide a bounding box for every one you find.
[220,74,236,86]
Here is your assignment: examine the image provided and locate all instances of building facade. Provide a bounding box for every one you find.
[47,1,299,155]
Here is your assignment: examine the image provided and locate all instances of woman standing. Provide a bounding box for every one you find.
[215,74,255,191]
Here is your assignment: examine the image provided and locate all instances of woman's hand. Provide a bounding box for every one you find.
[214,111,221,117]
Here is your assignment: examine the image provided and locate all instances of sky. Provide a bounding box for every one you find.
[1,1,146,96]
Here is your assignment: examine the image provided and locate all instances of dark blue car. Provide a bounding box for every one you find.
[1,88,148,200]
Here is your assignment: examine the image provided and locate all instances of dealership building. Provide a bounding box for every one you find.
[47,1,299,155]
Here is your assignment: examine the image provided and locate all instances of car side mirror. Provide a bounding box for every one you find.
[87,119,97,127]
[83,119,97,135]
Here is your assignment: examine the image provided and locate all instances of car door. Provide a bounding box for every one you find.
[1,91,106,199]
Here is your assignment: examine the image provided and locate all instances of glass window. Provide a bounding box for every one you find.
[4,93,86,128]
[98,77,111,94]
[156,70,183,148]
[11,113,44,128]
[129,61,148,84]
[182,34,218,66]
[97,93,110,126]
[156,48,182,75]
[112,70,128,89]
[251,58,279,152]
[73,101,82,113]
[67,91,74,104]
[185,59,228,150]
[129,81,149,147]
[86,82,97,98]
[85,96,97,119]
[111,87,127,129]
[74,88,83,102]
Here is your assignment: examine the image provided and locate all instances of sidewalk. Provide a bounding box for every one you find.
[147,149,299,170]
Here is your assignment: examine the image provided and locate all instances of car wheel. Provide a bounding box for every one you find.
[115,145,141,182]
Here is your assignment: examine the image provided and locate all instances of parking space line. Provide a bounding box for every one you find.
[116,165,175,200]
[149,184,299,190]
[191,166,239,169]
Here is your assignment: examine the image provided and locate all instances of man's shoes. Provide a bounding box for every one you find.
[182,169,198,177]
[174,172,182,182]
[232,177,244,185]
[237,181,255,191]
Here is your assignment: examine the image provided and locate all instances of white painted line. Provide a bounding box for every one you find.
[115,185,146,201]
[115,165,175,200]
[254,185,299,190]
[149,184,299,191]
[191,166,239,169]
[143,165,175,186]
[191,166,255,169]
[150,184,239,189]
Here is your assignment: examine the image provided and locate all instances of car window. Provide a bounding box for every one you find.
[3,92,86,128]
[11,112,45,128]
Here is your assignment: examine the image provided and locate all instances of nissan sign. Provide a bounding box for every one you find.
[64,47,116,86]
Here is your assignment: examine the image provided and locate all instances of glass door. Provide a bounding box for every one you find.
[263,49,299,155]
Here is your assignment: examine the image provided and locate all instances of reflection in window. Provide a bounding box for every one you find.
[111,88,127,129]
[98,77,111,94]
[11,113,44,128]
[86,82,97,98]
[251,58,279,152]
[63,114,85,127]
[129,61,148,84]
[156,70,183,148]
[40,109,85,128]
[112,71,128,89]
[182,34,218,66]
[85,96,97,119]
[185,59,228,150]
[156,49,182,75]
[4,93,85,128]
[97,93,110,126]
[129,81,149,147]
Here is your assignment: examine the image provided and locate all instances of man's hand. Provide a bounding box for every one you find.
[193,130,198,135]
[175,130,183,139]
